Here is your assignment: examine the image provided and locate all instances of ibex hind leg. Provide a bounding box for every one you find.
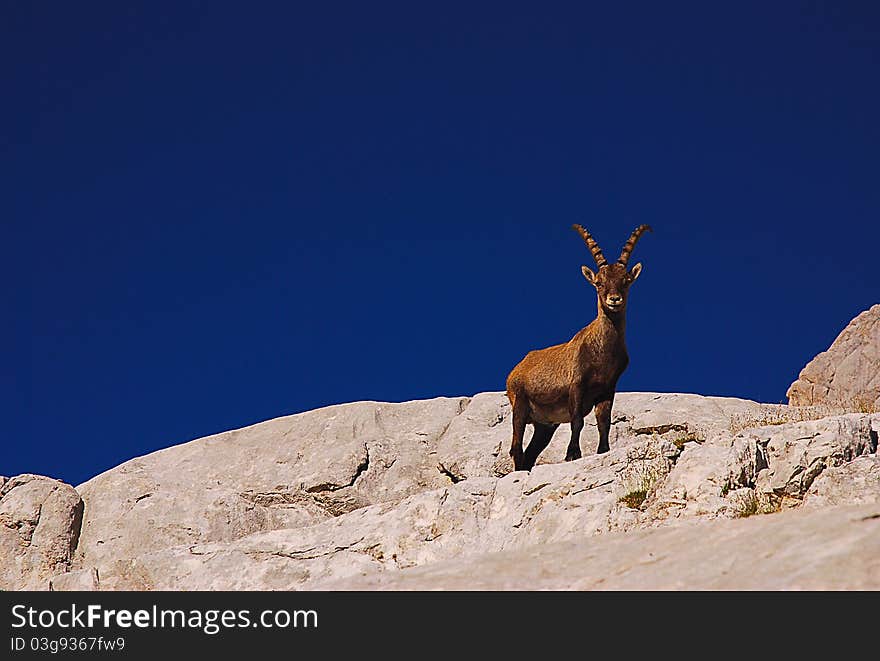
[523,423,558,471]
[509,391,530,471]
[565,417,584,461]
[565,393,589,462]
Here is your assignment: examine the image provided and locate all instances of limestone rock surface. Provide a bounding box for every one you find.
[4,389,878,590]
[0,475,83,590]
[316,503,880,590]
[787,303,880,410]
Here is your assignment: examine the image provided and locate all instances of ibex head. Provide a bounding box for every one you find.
[572,224,652,314]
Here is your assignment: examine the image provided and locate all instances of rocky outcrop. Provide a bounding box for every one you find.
[787,304,880,410]
[0,475,84,590]
[643,413,879,524]
[71,391,768,575]
[802,455,880,509]
[74,408,876,591]
[4,391,878,591]
[80,438,676,590]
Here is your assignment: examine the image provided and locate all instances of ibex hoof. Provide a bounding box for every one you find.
[510,452,525,471]
[565,449,581,462]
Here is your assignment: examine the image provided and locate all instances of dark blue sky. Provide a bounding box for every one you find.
[5,2,879,485]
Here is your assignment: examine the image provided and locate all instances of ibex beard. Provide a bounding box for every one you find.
[505,224,651,471]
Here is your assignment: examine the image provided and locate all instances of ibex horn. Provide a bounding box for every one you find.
[572,224,607,268]
[618,224,652,265]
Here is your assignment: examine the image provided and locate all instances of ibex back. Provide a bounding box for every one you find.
[506,224,651,471]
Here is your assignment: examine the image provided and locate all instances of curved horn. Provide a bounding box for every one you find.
[572,224,607,267]
[617,224,652,265]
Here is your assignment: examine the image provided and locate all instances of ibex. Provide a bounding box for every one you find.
[506,224,652,471]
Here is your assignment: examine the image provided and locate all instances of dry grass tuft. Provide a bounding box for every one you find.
[730,490,783,518]
[728,397,878,435]
[618,460,668,510]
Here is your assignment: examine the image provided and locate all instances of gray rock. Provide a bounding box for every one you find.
[645,441,747,523]
[802,456,880,509]
[641,413,877,524]
[73,391,762,573]
[10,389,875,592]
[787,304,880,410]
[0,475,84,590]
[49,567,100,591]
[314,503,880,590]
[745,414,876,499]
[88,438,678,590]
[74,397,469,571]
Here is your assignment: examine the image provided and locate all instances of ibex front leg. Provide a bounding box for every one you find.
[594,395,614,454]
[565,385,586,462]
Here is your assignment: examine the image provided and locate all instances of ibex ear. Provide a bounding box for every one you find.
[629,262,643,282]
[581,265,597,286]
